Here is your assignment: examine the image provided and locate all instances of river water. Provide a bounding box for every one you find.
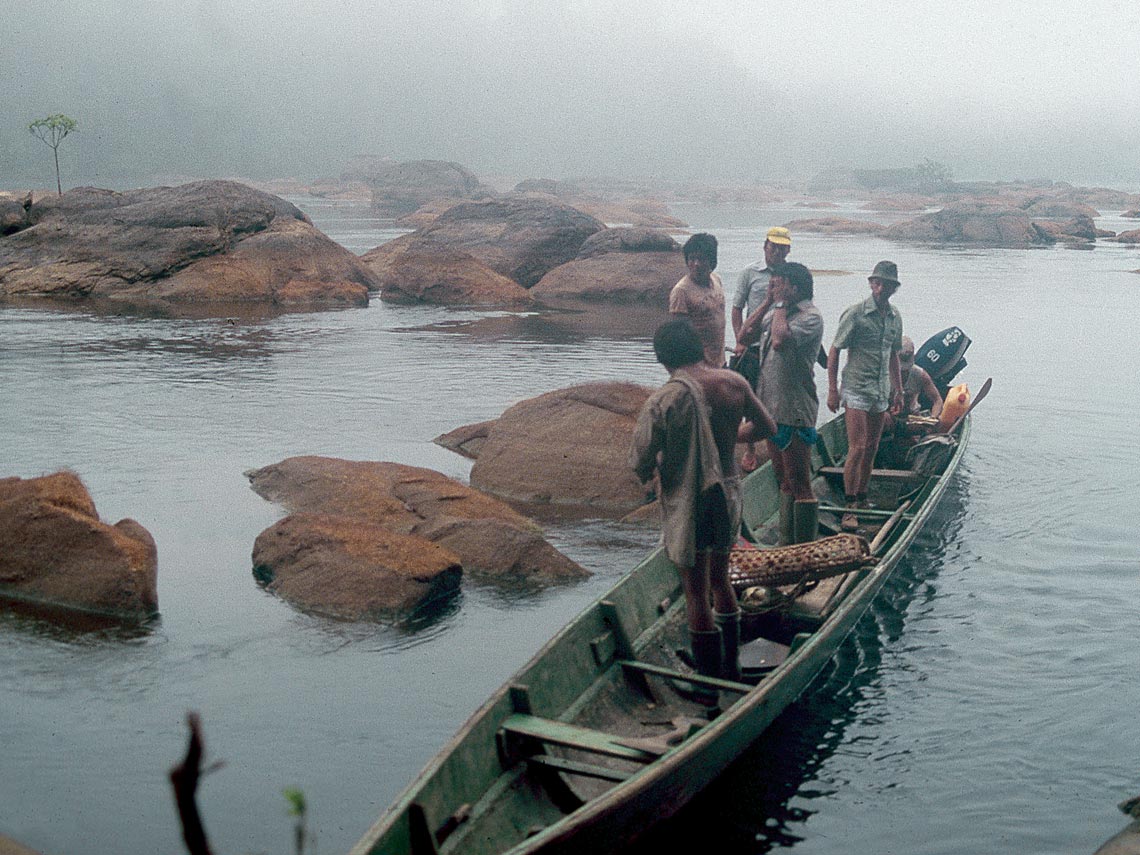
[2,197,1139,855]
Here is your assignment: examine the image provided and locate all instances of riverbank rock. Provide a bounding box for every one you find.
[247,457,586,597]
[443,382,655,516]
[0,834,45,855]
[530,228,686,304]
[0,181,376,308]
[408,195,605,287]
[1110,229,1140,244]
[1,192,32,236]
[363,238,534,306]
[883,201,1039,246]
[253,513,462,620]
[351,158,495,216]
[0,471,158,621]
[1123,210,1140,219]
[783,217,886,235]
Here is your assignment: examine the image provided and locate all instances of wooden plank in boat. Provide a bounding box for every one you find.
[501,714,657,763]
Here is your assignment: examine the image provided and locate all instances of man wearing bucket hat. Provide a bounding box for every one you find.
[731,226,792,471]
[826,260,905,532]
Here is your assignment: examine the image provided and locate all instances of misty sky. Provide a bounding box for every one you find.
[3,0,1139,189]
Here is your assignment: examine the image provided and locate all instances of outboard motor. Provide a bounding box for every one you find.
[915,326,971,395]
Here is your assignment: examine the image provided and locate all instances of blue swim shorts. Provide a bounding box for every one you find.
[771,423,819,451]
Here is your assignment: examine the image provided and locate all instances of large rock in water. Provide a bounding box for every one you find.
[253,513,463,620]
[441,382,655,516]
[530,227,686,304]
[351,158,495,216]
[247,457,586,604]
[411,195,605,287]
[0,181,377,308]
[783,217,886,235]
[0,472,158,621]
[883,201,1040,246]
[361,236,534,306]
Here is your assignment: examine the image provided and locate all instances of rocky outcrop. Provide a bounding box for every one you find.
[0,471,158,621]
[1123,210,1140,219]
[0,181,377,308]
[0,192,32,236]
[859,195,934,211]
[783,217,887,235]
[252,514,462,620]
[1021,197,1100,219]
[530,228,685,304]
[412,195,605,287]
[884,202,1040,246]
[512,179,687,228]
[441,382,656,516]
[247,457,586,608]
[350,158,495,216]
[1110,229,1140,244]
[362,237,534,306]
[1030,214,1103,245]
[433,419,496,460]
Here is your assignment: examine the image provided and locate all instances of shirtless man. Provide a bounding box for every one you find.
[631,320,776,695]
[899,336,944,418]
[669,233,726,368]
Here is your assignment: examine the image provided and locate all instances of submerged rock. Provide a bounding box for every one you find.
[0,471,158,621]
[0,181,376,309]
[352,158,495,216]
[884,201,1039,246]
[246,457,586,615]
[361,237,534,306]
[1110,229,1140,244]
[252,513,462,620]
[441,382,656,516]
[408,195,605,288]
[530,227,686,304]
[783,217,887,235]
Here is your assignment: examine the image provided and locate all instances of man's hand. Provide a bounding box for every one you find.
[889,389,904,416]
[733,342,747,357]
[827,388,840,413]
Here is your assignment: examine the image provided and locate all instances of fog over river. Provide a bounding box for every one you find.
[2,197,1139,855]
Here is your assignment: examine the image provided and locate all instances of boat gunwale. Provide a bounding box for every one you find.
[351,414,972,855]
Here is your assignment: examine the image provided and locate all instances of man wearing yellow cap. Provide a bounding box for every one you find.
[731,226,792,470]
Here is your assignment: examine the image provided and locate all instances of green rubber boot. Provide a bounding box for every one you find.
[671,629,723,706]
[714,611,742,682]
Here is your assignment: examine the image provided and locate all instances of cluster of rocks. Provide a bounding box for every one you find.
[787,196,1138,248]
[361,194,688,308]
[246,456,587,620]
[0,181,379,309]
[1,452,595,627]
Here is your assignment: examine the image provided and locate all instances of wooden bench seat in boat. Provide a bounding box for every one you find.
[500,714,660,763]
[818,466,924,482]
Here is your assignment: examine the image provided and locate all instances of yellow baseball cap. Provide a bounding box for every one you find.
[766,227,792,246]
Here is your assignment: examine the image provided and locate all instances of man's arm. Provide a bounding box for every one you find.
[629,402,664,484]
[918,367,944,417]
[740,382,777,444]
[826,345,842,413]
[888,349,903,415]
[731,306,745,353]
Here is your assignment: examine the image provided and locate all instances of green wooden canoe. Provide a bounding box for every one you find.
[350,413,971,855]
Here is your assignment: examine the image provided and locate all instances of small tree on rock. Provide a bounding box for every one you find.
[28,114,78,196]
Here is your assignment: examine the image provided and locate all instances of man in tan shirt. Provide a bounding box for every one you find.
[669,233,726,367]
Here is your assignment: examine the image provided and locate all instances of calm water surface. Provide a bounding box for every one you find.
[2,197,1139,855]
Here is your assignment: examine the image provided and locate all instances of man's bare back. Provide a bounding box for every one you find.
[675,363,776,475]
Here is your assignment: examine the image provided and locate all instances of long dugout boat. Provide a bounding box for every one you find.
[351,409,972,855]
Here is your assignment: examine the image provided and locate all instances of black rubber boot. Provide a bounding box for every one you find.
[671,628,722,706]
[778,492,795,545]
[714,611,741,682]
[793,499,819,544]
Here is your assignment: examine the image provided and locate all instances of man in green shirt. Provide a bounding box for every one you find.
[826,261,904,531]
